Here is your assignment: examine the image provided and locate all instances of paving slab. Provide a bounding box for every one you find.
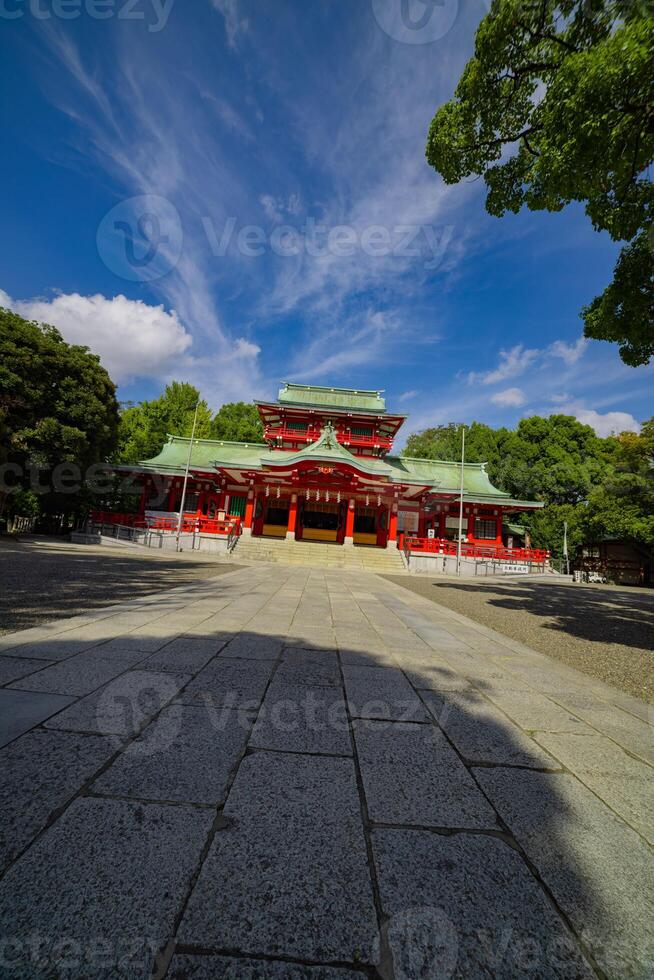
[178,753,378,963]
[353,720,496,829]
[218,634,284,661]
[93,702,251,804]
[9,645,146,696]
[400,659,471,692]
[549,692,654,764]
[0,729,115,871]
[342,664,429,722]
[371,828,593,979]
[0,655,55,685]
[421,690,558,768]
[43,669,189,735]
[250,680,351,755]
[481,687,592,734]
[534,731,654,843]
[0,688,75,748]
[0,797,212,978]
[476,767,654,979]
[140,636,223,673]
[167,957,366,978]
[178,659,274,709]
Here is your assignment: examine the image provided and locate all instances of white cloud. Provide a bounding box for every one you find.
[398,389,418,403]
[490,387,528,408]
[468,345,540,386]
[547,336,587,365]
[211,0,249,48]
[570,409,641,438]
[0,288,192,383]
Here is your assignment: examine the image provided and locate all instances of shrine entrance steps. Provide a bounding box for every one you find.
[232,534,407,573]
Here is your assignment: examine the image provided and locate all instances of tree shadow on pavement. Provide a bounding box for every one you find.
[0,605,651,979]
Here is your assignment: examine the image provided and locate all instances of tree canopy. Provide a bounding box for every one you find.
[426,0,654,365]
[0,307,119,518]
[404,414,611,505]
[115,387,263,464]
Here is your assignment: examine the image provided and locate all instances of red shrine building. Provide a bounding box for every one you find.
[107,383,543,558]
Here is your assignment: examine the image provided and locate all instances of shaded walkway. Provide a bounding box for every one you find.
[0,565,652,977]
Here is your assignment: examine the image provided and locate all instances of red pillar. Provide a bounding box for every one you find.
[243,489,255,534]
[496,512,503,545]
[418,501,426,537]
[287,493,298,540]
[388,503,398,545]
[344,498,355,545]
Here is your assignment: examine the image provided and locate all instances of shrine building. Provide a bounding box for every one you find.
[110,382,542,552]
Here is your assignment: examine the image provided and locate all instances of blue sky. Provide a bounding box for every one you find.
[1,0,651,442]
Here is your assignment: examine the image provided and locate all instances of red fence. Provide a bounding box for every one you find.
[89,511,241,537]
[265,425,393,451]
[399,535,548,565]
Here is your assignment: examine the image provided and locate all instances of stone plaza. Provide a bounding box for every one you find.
[0,563,652,978]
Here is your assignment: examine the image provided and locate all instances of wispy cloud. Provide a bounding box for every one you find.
[468,345,540,386]
[210,0,249,48]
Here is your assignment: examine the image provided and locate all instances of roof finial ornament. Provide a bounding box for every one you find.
[321,422,337,449]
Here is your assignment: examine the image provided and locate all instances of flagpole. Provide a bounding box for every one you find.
[176,401,200,553]
[456,425,466,575]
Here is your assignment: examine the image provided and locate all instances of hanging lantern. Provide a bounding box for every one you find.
[317,490,321,502]
[337,491,341,504]
[276,486,280,499]
[326,490,330,502]
[265,486,270,498]
[377,494,381,506]
[366,494,370,506]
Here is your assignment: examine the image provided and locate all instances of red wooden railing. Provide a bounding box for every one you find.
[399,535,548,565]
[89,511,241,537]
[265,425,393,452]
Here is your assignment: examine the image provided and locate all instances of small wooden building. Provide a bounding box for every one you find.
[575,537,652,587]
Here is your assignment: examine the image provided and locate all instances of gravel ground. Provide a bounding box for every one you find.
[384,573,654,703]
[0,535,242,636]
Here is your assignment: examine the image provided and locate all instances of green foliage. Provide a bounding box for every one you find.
[582,230,654,366]
[115,388,264,464]
[582,420,654,546]
[210,402,264,443]
[404,414,609,505]
[426,0,654,365]
[0,306,120,519]
[115,382,214,463]
[522,503,585,561]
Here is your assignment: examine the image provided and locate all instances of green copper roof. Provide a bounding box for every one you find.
[127,431,541,509]
[277,382,386,414]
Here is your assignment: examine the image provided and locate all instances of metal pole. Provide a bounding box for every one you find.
[563,520,569,575]
[176,401,200,553]
[456,425,466,575]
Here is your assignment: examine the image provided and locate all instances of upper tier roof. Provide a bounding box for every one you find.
[277,382,387,414]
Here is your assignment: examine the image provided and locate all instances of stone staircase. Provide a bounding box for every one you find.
[232,534,407,573]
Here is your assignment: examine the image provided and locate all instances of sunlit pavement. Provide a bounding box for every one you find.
[0,564,652,978]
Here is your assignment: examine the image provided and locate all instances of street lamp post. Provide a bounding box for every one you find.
[456,425,466,575]
[176,401,200,553]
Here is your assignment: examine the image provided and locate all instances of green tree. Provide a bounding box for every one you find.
[522,502,585,560]
[210,402,264,443]
[582,418,654,546]
[0,306,119,519]
[426,0,654,365]
[116,382,213,464]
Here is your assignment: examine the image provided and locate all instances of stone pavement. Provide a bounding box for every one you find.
[0,564,652,979]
